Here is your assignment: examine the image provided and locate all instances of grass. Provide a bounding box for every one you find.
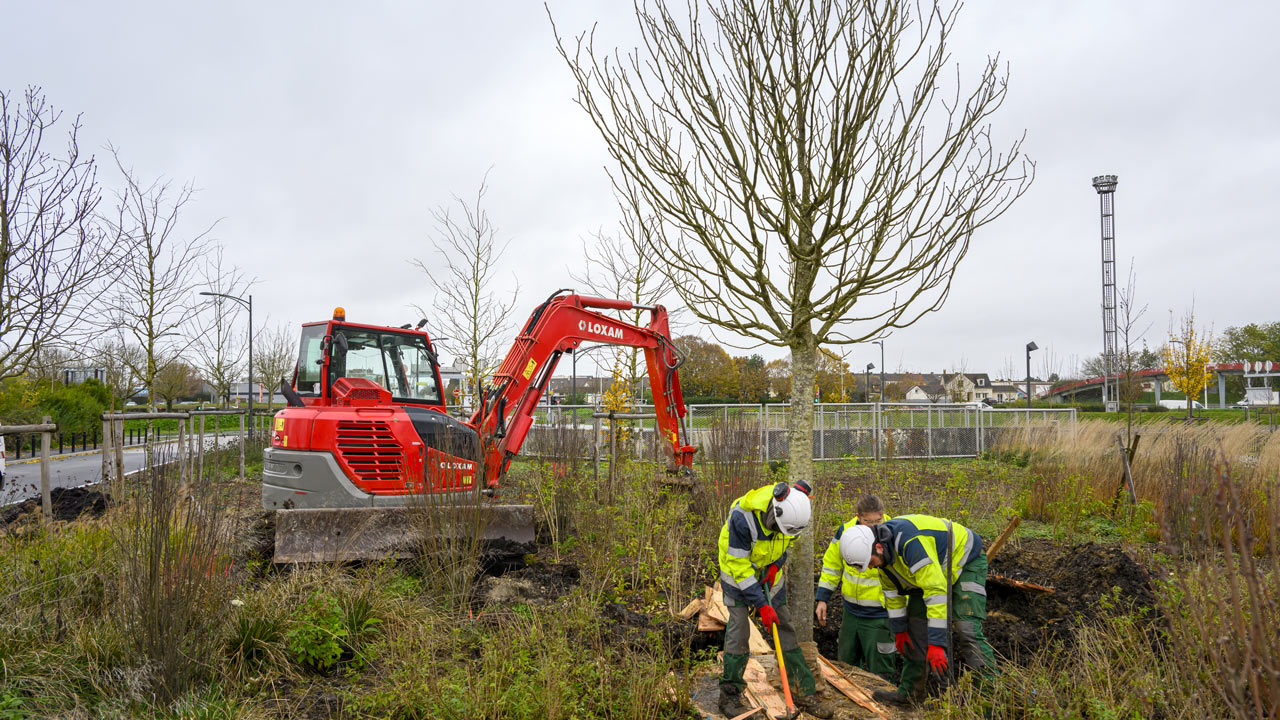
[1,415,1275,718]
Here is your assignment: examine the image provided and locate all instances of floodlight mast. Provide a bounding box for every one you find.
[1093,175,1119,411]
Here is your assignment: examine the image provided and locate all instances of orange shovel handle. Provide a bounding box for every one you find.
[771,621,797,713]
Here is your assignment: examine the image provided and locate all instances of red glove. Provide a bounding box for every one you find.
[895,631,913,654]
[927,644,949,673]
[763,564,779,587]
[760,605,778,631]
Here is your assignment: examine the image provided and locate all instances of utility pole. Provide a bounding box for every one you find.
[873,340,885,402]
[1026,341,1038,409]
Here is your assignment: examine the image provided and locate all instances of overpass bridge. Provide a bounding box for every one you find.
[1047,361,1277,407]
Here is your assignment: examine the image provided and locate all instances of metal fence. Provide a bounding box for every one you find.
[522,403,1077,462]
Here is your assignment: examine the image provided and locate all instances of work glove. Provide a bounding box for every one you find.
[926,644,949,673]
[895,631,913,654]
[763,563,779,587]
[759,604,778,631]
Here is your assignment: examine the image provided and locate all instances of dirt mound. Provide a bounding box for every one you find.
[986,538,1157,660]
[0,487,109,526]
[477,561,580,605]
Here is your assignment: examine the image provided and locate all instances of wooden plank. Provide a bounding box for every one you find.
[697,610,726,632]
[988,574,1054,594]
[676,597,703,620]
[748,621,771,655]
[708,583,730,624]
[743,658,789,718]
[817,655,889,720]
[986,515,1022,560]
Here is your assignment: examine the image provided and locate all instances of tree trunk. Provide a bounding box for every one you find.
[788,337,817,642]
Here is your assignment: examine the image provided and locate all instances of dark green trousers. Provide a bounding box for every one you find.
[898,552,998,696]
[721,599,817,698]
[837,611,896,679]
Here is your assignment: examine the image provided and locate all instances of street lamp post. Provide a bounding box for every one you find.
[865,362,875,403]
[200,291,254,420]
[872,340,885,403]
[1026,341,1038,410]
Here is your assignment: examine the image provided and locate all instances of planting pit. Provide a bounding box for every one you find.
[0,486,109,526]
[815,538,1158,664]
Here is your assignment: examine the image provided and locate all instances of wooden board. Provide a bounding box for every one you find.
[748,622,772,655]
[986,515,1022,560]
[988,573,1054,594]
[817,655,889,720]
[697,609,726,632]
[676,597,704,620]
[743,657,790,718]
[708,583,730,623]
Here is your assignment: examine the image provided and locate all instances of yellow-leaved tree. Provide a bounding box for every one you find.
[1163,310,1213,417]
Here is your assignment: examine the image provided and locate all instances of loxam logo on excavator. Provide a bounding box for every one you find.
[579,320,624,339]
[438,461,474,471]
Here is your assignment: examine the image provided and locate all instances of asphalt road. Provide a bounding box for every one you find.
[2,436,245,507]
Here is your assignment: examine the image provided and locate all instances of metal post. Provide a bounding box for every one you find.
[198,414,206,484]
[818,404,825,460]
[101,419,111,482]
[593,415,601,494]
[927,406,933,459]
[40,416,52,519]
[239,411,246,479]
[178,416,186,480]
[113,420,125,486]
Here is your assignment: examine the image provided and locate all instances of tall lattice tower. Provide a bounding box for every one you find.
[1092,174,1118,409]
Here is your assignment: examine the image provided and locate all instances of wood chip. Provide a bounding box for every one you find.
[817,655,889,720]
[986,515,1022,560]
[697,609,726,632]
[988,573,1054,594]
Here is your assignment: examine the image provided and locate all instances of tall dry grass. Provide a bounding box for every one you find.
[995,419,1279,548]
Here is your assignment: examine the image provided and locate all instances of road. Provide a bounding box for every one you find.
[1,436,246,507]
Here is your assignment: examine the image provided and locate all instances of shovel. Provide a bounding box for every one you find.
[770,622,802,720]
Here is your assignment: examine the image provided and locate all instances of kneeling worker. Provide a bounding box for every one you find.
[840,514,996,705]
[815,495,896,679]
[717,481,835,719]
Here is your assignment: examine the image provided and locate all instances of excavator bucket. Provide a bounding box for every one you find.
[272,504,535,564]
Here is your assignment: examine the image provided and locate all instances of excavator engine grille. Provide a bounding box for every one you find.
[334,420,403,484]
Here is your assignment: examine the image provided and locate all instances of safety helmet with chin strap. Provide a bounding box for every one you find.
[769,481,812,537]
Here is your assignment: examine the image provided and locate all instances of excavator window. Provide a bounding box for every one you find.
[330,328,442,404]
[294,324,327,396]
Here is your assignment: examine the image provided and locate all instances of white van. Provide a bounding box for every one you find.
[1157,399,1203,411]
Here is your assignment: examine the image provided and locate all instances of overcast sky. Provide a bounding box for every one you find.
[5,2,1278,381]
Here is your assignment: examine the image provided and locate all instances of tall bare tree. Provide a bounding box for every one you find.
[1116,263,1149,442]
[569,207,676,401]
[0,86,114,381]
[192,247,252,406]
[95,340,144,408]
[255,322,298,412]
[556,0,1033,639]
[411,176,518,407]
[103,147,216,411]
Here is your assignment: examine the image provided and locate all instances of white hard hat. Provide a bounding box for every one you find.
[771,485,812,537]
[840,524,876,571]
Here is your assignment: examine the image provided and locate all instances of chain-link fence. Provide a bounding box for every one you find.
[521,402,1077,463]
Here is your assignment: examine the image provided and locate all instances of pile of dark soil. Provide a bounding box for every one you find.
[816,538,1158,664]
[0,487,109,526]
[477,561,581,605]
[986,538,1158,660]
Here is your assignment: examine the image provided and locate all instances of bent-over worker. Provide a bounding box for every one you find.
[841,514,997,705]
[815,495,896,679]
[716,481,835,719]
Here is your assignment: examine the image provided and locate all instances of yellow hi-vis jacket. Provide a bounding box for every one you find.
[876,514,983,648]
[717,484,794,610]
[816,515,892,619]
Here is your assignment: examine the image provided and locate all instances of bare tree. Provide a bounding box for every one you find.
[557,0,1033,637]
[1115,263,1150,442]
[411,176,518,408]
[96,340,144,408]
[102,146,216,411]
[0,86,114,381]
[1038,344,1063,384]
[569,206,676,401]
[254,322,297,412]
[153,360,202,411]
[192,247,252,406]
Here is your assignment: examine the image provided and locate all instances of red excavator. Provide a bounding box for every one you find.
[263,291,696,561]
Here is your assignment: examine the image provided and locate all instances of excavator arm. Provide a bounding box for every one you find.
[469,292,696,480]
